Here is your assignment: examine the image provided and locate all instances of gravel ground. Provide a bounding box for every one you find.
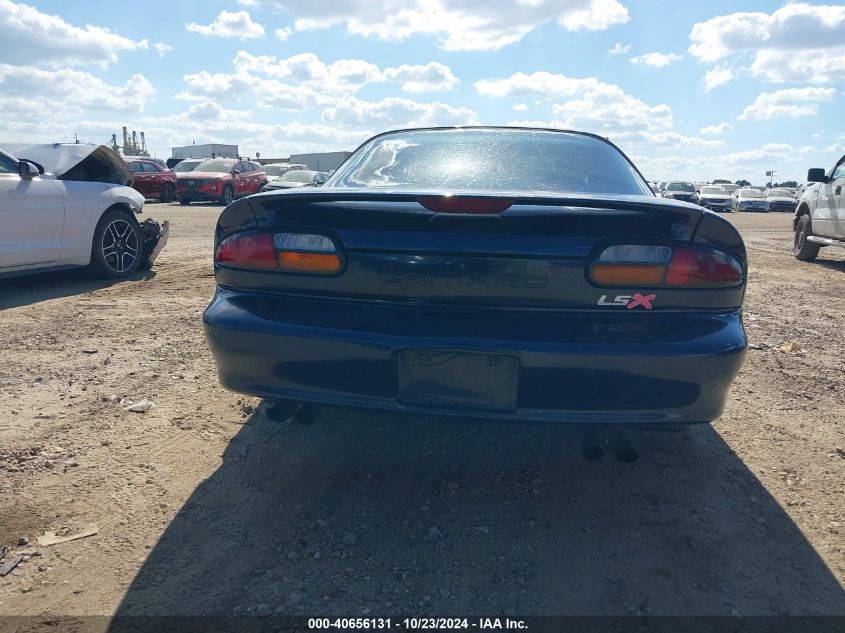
[0,204,843,618]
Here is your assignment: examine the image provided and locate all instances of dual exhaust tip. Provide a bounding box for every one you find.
[265,399,321,425]
[262,400,637,463]
[581,429,639,463]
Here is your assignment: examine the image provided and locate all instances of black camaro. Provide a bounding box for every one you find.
[204,127,746,425]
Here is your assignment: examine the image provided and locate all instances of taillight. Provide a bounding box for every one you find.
[215,232,343,274]
[590,244,742,288]
[665,248,743,287]
[417,196,514,214]
[215,233,277,269]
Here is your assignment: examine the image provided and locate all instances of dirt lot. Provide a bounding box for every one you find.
[0,204,843,618]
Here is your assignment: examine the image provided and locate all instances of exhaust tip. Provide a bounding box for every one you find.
[615,447,639,463]
[609,430,639,463]
[294,404,321,426]
[265,399,300,423]
[581,445,605,461]
[580,429,606,461]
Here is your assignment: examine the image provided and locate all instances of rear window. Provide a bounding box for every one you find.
[264,165,287,177]
[666,182,695,192]
[327,128,651,195]
[173,160,202,172]
[280,170,317,183]
[739,189,764,198]
[196,160,235,173]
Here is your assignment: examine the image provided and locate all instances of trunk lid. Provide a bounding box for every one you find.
[215,190,736,311]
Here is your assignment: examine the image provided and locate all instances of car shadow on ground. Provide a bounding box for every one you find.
[0,269,156,311]
[809,257,845,274]
[112,406,845,618]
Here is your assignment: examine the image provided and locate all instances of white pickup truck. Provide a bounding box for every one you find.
[793,154,845,260]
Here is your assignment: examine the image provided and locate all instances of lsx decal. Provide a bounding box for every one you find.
[597,292,656,310]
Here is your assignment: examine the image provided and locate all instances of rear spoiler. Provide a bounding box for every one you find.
[247,188,705,218]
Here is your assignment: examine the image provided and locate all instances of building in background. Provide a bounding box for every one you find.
[289,151,352,172]
[171,143,238,159]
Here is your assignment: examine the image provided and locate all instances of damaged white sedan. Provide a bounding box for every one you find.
[0,143,169,279]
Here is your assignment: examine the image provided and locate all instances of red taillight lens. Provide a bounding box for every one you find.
[215,233,277,269]
[417,196,514,214]
[590,244,742,288]
[215,232,343,274]
[666,248,743,287]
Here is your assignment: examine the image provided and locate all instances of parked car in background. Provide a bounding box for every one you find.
[697,185,732,212]
[765,188,798,213]
[176,158,267,205]
[731,188,769,212]
[260,170,328,191]
[793,154,845,261]
[0,144,168,279]
[171,158,205,174]
[126,159,177,203]
[720,184,739,194]
[206,126,746,428]
[141,157,167,169]
[661,181,699,204]
[263,163,291,180]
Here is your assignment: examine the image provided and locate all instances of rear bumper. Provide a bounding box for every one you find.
[700,201,732,212]
[203,289,746,424]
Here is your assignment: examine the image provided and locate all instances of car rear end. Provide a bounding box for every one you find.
[766,197,797,212]
[700,197,732,212]
[204,128,746,425]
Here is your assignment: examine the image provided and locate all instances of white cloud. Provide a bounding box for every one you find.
[477,71,727,151]
[513,103,529,111]
[608,42,630,55]
[181,51,462,111]
[0,64,154,115]
[690,4,845,83]
[476,72,673,134]
[321,96,479,128]
[703,65,733,91]
[275,26,293,40]
[0,0,147,67]
[379,62,459,93]
[738,87,836,120]
[154,42,174,57]
[186,10,265,40]
[630,52,683,68]
[141,100,372,157]
[700,122,732,135]
[245,0,629,51]
[720,143,815,166]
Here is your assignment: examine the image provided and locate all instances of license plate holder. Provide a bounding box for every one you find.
[398,350,519,411]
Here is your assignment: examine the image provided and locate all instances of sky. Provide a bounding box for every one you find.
[1,0,844,184]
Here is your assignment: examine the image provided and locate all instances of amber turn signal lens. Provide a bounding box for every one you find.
[278,252,342,273]
[590,264,666,285]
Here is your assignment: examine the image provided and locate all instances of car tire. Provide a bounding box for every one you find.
[89,208,144,279]
[160,183,175,203]
[221,184,234,206]
[179,198,190,206]
[793,215,820,261]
